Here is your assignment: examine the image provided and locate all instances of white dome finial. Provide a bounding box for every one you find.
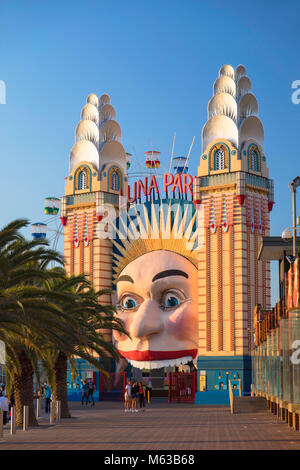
[86,94,99,107]
[201,64,264,152]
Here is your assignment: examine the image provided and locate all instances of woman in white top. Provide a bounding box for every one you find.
[124,380,132,412]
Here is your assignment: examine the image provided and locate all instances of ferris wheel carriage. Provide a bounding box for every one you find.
[126,152,132,171]
[145,150,161,169]
[173,156,188,174]
[31,223,47,240]
[31,195,64,250]
[44,197,60,215]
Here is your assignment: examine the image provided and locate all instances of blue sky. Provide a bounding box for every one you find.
[1,0,300,303]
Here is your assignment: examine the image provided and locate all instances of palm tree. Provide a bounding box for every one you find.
[40,269,128,418]
[1,220,128,425]
[0,220,87,425]
[0,219,65,336]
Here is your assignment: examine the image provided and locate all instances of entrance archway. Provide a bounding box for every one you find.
[168,372,196,403]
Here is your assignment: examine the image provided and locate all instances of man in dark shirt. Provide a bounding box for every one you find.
[87,378,95,407]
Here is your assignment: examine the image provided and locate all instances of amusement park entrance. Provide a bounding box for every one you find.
[98,371,197,404]
[168,372,196,403]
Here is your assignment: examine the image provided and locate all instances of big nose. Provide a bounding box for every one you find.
[130,299,163,339]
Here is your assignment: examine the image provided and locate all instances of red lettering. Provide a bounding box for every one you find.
[182,174,193,196]
[171,173,183,193]
[164,173,174,192]
[128,173,194,202]
[137,178,148,200]
[127,182,137,203]
[147,175,159,196]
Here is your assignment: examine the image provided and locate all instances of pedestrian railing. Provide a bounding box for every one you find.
[56,401,61,422]
[50,401,55,424]
[10,406,16,435]
[0,399,63,442]
[36,398,41,417]
[23,405,29,431]
[229,380,233,414]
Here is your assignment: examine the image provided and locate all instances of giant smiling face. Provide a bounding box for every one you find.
[113,250,198,369]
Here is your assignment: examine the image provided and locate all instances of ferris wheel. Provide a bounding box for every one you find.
[126,133,195,196]
[31,197,64,252]
[127,138,170,186]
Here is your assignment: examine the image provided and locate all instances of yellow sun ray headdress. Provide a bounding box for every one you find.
[112,199,199,281]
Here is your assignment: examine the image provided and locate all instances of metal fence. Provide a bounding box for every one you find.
[252,308,300,405]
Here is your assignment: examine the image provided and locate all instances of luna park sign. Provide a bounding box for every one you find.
[127,173,194,203]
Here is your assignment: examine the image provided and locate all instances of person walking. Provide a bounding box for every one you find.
[81,380,88,407]
[87,378,95,407]
[0,393,9,425]
[145,378,152,403]
[124,379,132,412]
[138,382,146,411]
[131,381,139,412]
[44,382,52,414]
[8,387,15,421]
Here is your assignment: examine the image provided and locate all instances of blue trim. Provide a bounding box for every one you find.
[74,165,92,193]
[195,389,241,405]
[208,142,231,175]
[196,355,252,399]
[107,165,123,193]
[247,144,261,174]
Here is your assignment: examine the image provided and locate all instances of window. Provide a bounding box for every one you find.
[250,148,259,172]
[210,144,229,172]
[111,170,120,191]
[78,170,88,190]
[248,145,260,172]
[214,148,225,170]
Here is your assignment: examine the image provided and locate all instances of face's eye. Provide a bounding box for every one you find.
[165,295,179,308]
[161,290,185,310]
[119,295,139,311]
[124,298,137,309]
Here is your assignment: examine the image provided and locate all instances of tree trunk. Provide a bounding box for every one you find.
[54,351,71,418]
[13,349,38,427]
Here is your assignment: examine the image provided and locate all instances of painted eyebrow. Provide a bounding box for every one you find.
[116,275,134,284]
[152,269,189,282]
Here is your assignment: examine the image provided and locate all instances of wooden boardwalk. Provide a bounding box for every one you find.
[1,399,300,450]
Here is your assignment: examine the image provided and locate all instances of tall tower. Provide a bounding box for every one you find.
[62,93,128,344]
[193,64,274,399]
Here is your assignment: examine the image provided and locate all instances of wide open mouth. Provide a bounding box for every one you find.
[118,349,197,361]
